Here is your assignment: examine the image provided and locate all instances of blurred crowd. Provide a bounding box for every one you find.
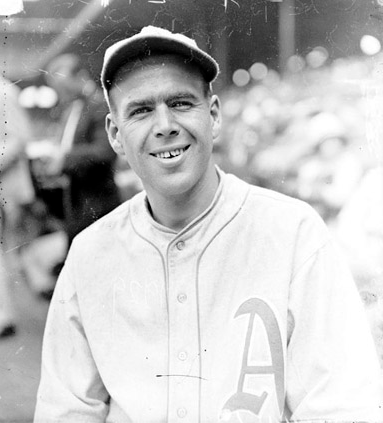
[0,52,382,366]
[218,57,380,206]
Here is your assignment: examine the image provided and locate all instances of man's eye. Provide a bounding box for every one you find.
[171,101,192,109]
[131,107,151,116]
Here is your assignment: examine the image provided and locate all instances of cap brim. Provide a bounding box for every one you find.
[102,36,219,91]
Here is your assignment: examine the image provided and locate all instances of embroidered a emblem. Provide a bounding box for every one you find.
[222,298,285,418]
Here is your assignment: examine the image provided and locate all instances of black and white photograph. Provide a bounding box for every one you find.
[0,0,382,422]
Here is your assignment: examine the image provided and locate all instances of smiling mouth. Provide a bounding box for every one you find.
[152,145,190,159]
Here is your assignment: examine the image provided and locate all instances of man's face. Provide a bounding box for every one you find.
[106,54,221,199]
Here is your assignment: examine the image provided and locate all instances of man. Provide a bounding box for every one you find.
[34,26,383,422]
[43,53,121,248]
[26,54,122,296]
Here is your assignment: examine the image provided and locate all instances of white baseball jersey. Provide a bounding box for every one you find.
[34,168,383,423]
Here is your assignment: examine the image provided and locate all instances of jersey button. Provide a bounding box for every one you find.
[177,293,187,303]
[178,351,188,361]
[177,407,187,418]
[176,240,185,250]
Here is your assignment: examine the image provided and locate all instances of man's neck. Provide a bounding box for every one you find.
[147,166,220,232]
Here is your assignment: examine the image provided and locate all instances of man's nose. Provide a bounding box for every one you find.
[153,105,180,138]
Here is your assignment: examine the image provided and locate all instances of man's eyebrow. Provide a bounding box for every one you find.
[124,99,155,110]
[166,92,199,102]
[125,92,199,109]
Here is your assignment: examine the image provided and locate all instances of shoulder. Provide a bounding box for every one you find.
[248,184,319,222]
[72,191,145,247]
[222,171,330,250]
[225,171,320,222]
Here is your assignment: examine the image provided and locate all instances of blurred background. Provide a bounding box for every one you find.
[0,0,382,421]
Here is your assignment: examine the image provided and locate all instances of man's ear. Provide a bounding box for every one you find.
[105,113,125,156]
[209,95,222,141]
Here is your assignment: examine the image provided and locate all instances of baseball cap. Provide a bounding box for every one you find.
[101,25,220,102]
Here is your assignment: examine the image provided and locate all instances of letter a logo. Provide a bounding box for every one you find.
[223,298,284,417]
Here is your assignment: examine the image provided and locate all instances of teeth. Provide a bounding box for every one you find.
[155,147,187,159]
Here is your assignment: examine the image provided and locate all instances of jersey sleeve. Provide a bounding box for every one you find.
[34,249,110,422]
[285,217,383,421]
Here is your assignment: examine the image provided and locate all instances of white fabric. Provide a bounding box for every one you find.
[34,169,383,423]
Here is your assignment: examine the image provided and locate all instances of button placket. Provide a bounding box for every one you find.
[167,241,200,422]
